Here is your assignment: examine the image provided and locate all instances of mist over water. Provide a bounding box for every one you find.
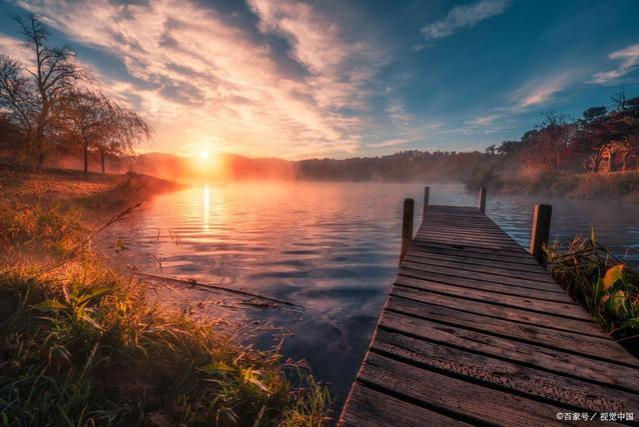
[99,182,639,409]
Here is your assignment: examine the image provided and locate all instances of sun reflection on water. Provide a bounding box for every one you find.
[203,185,210,232]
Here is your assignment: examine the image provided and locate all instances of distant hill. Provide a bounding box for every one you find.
[38,149,490,183]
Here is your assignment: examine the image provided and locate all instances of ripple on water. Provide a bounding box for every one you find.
[100,182,639,410]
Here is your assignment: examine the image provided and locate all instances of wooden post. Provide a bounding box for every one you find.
[529,204,552,264]
[400,198,414,264]
[478,188,487,214]
[423,186,430,218]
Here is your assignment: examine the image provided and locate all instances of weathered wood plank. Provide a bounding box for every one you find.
[396,272,574,303]
[372,329,639,412]
[387,295,639,367]
[411,241,537,262]
[399,264,566,295]
[359,352,573,426]
[404,252,553,280]
[393,277,586,320]
[416,236,522,251]
[338,383,470,427]
[379,310,639,394]
[392,282,599,331]
[401,260,562,291]
[411,242,540,265]
[417,228,523,244]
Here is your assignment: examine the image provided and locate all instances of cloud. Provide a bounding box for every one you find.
[368,138,409,148]
[247,0,389,110]
[590,43,639,85]
[465,114,501,126]
[386,99,414,125]
[0,34,31,63]
[6,0,388,159]
[421,0,510,41]
[510,71,578,110]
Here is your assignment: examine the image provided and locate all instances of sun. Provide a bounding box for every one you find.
[199,150,210,159]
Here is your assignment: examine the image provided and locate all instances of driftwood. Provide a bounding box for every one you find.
[135,272,303,310]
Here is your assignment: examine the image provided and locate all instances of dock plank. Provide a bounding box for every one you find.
[340,384,470,427]
[359,352,571,426]
[338,204,639,426]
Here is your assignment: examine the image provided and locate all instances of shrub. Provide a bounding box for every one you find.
[546,234,639,355]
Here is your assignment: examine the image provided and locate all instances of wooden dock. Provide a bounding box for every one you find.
[339,192,639,426]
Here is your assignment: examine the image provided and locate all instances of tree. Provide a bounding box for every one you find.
[96,101,151,174]
[495,140,521,155]
[581,106,607,124]
[537,112,577,172]
[0,56,34,162]
[61,89,152,177]
[0,15,81,167]
[60,89,112,178]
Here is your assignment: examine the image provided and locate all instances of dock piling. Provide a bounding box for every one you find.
[478,188,487,214]
[529,204,552,264]
[423,186,430,218]
[400,198,414,264]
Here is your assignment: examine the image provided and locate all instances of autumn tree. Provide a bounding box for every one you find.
[0,15,82,167]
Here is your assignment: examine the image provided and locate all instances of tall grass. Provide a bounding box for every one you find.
[0,176,331,426]
[546,234,639,354]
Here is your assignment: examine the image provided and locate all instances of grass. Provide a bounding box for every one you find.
[0,166,331,426]
[546,234,639,355]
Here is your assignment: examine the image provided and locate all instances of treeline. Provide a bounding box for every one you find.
[0,15,150,178]
[472,92,639,189]
[296,150,490,182]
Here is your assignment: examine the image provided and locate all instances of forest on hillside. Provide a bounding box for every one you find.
[464,92,639,198]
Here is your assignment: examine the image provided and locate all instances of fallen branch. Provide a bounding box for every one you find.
[135,272,304,310]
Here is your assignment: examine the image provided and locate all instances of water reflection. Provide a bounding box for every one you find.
[203,186,210,232]
[101,182,639,410]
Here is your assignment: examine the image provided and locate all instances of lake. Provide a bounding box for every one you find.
[99,182,639,411]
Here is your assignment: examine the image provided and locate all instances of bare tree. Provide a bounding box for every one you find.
[0,15,82,167]
[0,56,35,161]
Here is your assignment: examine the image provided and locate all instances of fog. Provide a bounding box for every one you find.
[42,150,489,185]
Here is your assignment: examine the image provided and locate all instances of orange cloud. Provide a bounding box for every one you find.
[13,0,388,159]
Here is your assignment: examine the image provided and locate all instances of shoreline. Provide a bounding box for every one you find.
[0,166,332,426]
[464,170,639,203]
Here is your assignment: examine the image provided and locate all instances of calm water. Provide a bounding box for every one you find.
[99,182,639,409]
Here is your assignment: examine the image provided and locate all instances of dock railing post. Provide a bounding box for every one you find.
[529,204,552,264]
[423,186,430,219]
[478,188,487,214]
[400,198,414,264]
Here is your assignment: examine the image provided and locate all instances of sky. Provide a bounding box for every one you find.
[0,0,638,159]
